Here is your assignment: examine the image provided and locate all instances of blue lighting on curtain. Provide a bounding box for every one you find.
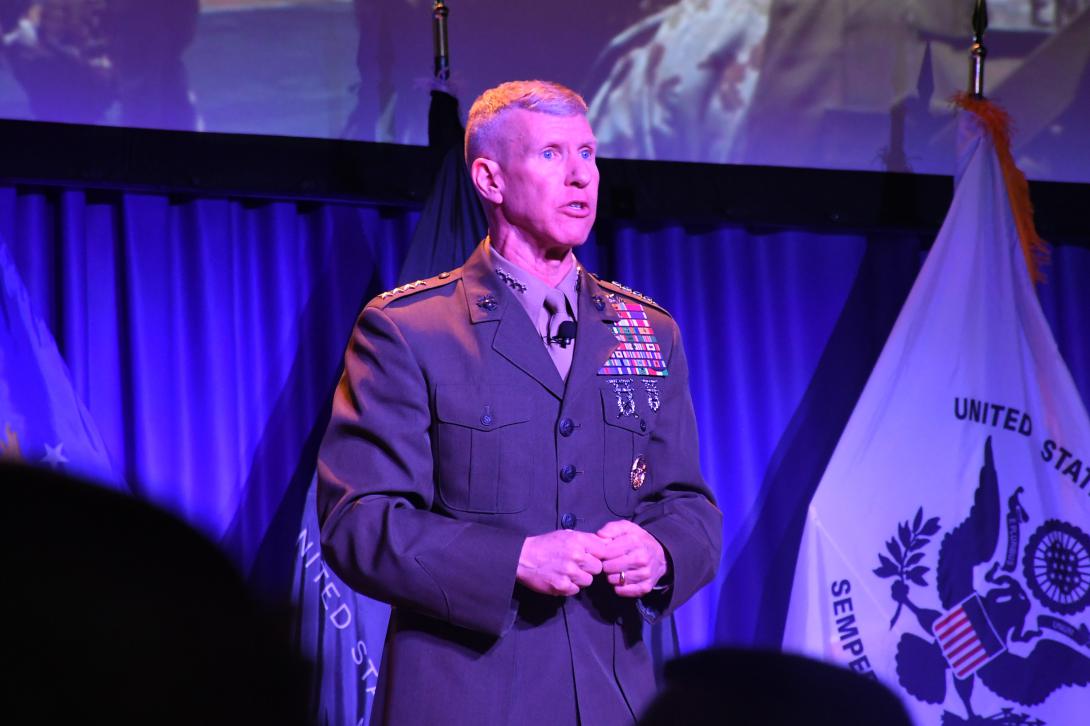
[3,182,1088,658]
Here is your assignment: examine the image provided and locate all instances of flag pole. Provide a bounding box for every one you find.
[956,0,1047,282]
[433,1,451,82]
[969,0,988,97]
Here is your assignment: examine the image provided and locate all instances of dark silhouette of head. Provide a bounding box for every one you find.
[639,647,914,726]
[2,462,310,725]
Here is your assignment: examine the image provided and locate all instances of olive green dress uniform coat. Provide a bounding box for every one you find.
[318,242,721,725]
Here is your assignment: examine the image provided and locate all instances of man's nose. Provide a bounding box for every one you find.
[567,160,592,187]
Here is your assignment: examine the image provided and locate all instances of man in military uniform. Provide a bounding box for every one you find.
[318,80,721,725]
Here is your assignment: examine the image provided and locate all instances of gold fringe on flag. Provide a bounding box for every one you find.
[953,92,1050,284]
[1,423,22,460]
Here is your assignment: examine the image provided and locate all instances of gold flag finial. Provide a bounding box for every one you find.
[969,0,988,97]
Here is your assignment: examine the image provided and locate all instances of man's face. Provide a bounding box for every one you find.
[495,109,599,253]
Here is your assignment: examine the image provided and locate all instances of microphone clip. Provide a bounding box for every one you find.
[546,320,577,348]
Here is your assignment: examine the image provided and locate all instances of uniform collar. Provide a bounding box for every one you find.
[461,240,512,324]
[488,240,580,326]
[457,238,623,400]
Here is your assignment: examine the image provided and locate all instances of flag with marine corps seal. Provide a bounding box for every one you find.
[782,98,1090,725]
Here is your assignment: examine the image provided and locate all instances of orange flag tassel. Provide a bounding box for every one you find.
[953,92,1050,284]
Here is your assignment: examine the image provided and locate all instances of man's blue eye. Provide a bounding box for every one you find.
[543,149,554,160]
[580,149,592,160]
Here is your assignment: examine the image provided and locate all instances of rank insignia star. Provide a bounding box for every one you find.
[495,267,527,294]
[380,280,427,300]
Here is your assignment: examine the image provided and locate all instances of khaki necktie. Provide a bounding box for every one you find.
[543,289,575,381]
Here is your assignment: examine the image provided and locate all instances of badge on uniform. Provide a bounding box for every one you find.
[598,297,668,377]
[608,378,637,418]
[643,380,661,413]
[630,455,648,490]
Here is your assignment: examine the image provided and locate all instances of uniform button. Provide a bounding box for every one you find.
[560,464,577,482]
[640,419,647,432]
[560,512,577,529]
[559,418,575,437]
[480,413,493,427]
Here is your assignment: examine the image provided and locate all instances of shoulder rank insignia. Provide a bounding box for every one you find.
[610,280,659,307]
[374,269,459,306]
[598,296,668,377]
[590,274,668,314]
[379,279,428,300]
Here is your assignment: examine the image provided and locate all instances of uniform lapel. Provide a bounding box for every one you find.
[461,243,565,399]
[565,273,621,400]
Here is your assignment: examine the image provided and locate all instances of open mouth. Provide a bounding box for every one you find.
[565,201,590,214]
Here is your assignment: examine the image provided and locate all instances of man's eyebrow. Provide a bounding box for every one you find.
[542,139,597,148]
[531,140,565,151]
[527,138,597,152]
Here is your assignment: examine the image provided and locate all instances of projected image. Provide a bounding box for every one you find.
[343,0,672,144]
[0,0,1087,183]
[586,0,1090,180]
[0,0,350,133]
[0,0,200,129]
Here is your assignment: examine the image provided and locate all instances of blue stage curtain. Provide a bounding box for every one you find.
[0,185,415,597]
[4,181,1088,655]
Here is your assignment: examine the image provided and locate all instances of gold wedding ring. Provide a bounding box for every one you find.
[619,571,626,586]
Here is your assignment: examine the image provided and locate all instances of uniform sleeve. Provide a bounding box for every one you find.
[633,319,722,622]
[317,304,525,637]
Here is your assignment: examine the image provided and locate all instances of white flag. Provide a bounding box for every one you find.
[783,101,1090,725]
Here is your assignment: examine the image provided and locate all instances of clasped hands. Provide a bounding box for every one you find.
[516,520,667,598]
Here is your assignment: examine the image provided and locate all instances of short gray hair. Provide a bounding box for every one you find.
[465,80,588,164]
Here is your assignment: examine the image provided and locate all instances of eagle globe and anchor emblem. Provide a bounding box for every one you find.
[872,436,1090,725]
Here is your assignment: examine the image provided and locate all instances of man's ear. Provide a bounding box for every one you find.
[470,158,504,205]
